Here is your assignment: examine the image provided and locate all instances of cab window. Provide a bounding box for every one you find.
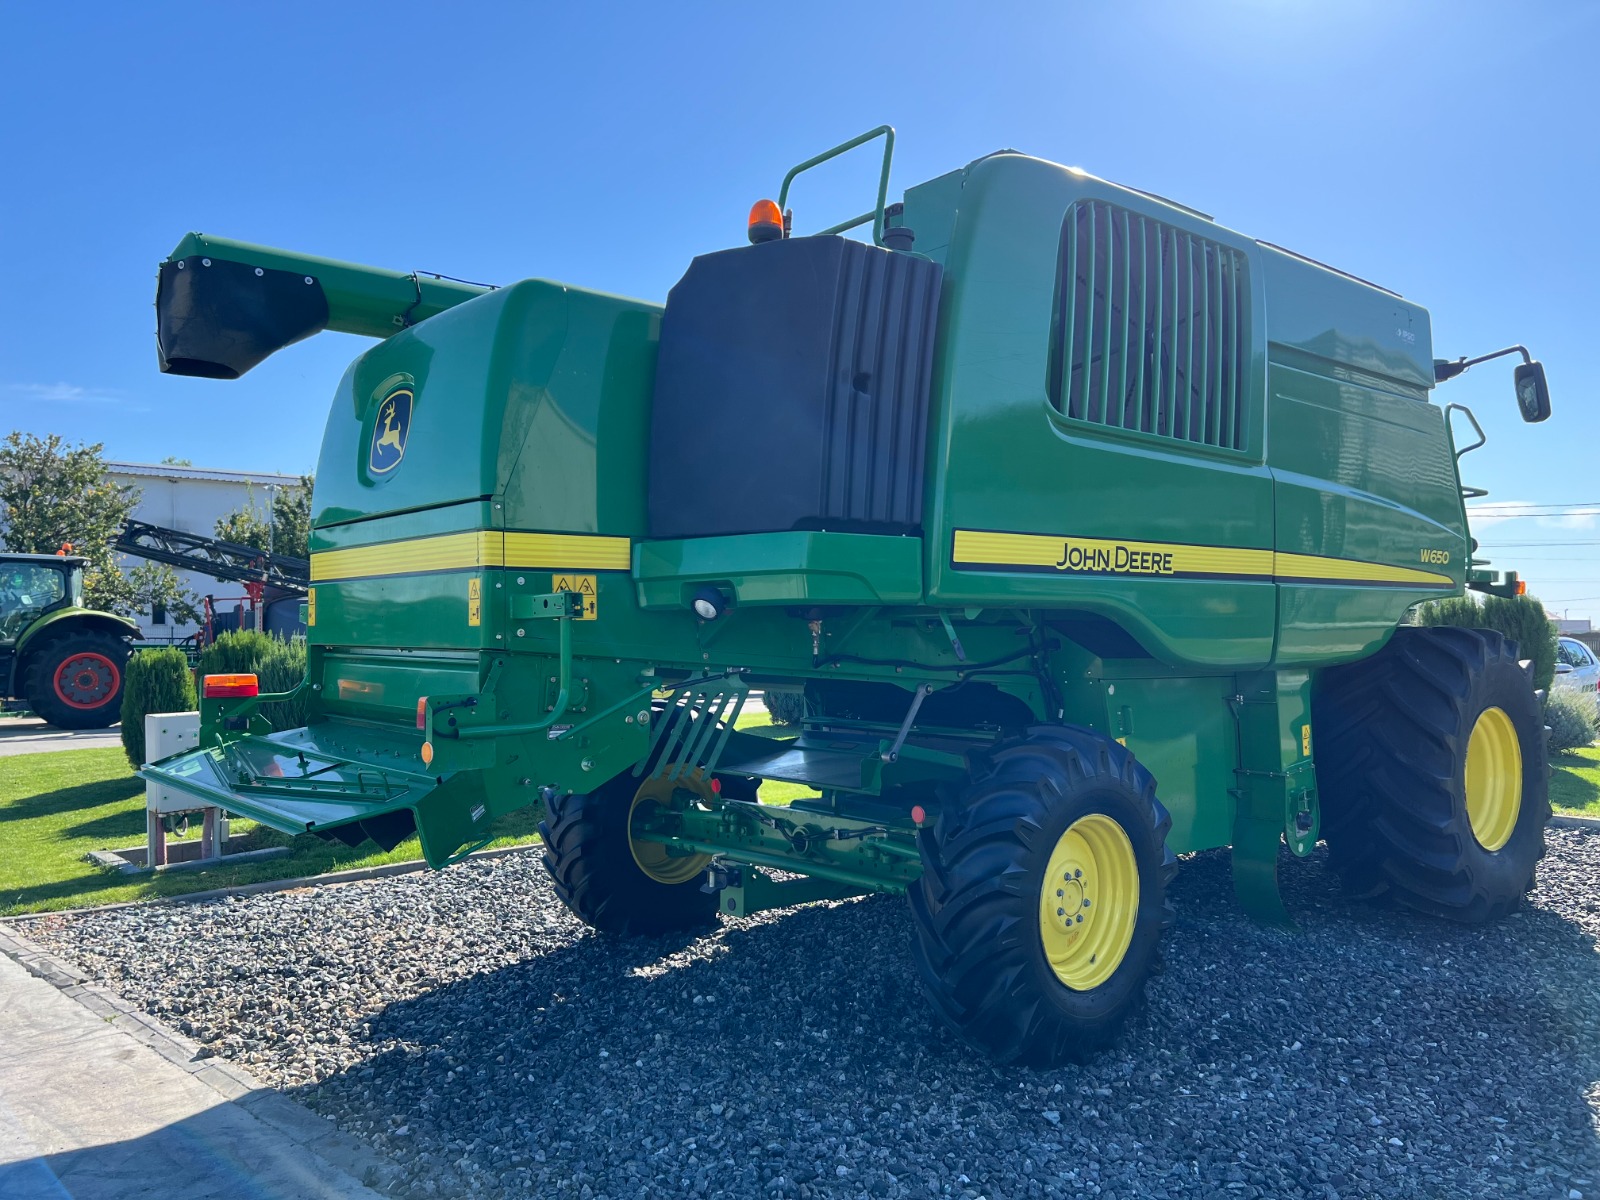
[0,565,67,640]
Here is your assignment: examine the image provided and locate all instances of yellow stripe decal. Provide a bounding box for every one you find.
[310,531,496,581]
[952,530,1452,589]
[503,532,632,571]
[1271,550,1453,587]
[310,531,631,582]
[954,531,1274,578]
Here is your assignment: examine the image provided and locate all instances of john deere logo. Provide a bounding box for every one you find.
[369,387,412,476]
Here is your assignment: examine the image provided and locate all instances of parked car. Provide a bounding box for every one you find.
[1554,636,1600,711]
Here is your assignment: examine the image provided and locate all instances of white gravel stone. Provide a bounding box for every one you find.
[20,830,1600,1199]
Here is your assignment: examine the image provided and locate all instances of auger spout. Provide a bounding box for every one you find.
[155,233,491,379]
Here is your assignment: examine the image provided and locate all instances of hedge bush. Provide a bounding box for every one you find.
[762,689,806,727]
[198,630,308,731]
[1546,687,1598,755]
[119,647,197,768]
[1413,593,1558,693]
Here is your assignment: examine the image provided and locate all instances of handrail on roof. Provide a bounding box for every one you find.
[776,125,896,246]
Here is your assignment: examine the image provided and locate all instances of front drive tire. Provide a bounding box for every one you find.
[1314,625,1550,923]
[908,725,1174,1066]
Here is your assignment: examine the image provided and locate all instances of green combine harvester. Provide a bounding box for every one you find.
[145,127,1554,1064]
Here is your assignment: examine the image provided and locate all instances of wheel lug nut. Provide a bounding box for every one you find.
[1082,899,1091,907]
[1056,908,1064,916]
[1056,889,1063,897]
[1076,914,1083,923]
[1074,869,1082,879]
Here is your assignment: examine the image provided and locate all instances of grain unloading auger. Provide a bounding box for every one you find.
[144,127,1555,1064]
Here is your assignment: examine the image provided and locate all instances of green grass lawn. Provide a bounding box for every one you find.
[0,747,543,916]
[1550,745,1600,816]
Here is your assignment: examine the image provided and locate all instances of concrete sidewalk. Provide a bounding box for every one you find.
[0,936,389,1199]
[0,719,121,757]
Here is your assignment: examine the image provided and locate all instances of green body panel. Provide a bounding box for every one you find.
[914,154,1461,670]
[147,137,1494,924]
[918,156,1277,667]
[1262,243,1467,665]
[12,605,140,655]
[1228,669,1318,924]
[635,532,923,609]
[1100,672,1240,854]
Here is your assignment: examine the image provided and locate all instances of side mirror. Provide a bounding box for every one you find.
[1555,661,1574,674]
[1514,361,1550,423]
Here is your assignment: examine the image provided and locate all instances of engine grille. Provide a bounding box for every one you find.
[1049,200,1249,452]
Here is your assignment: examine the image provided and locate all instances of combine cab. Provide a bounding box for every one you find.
[144,127,1553,1063]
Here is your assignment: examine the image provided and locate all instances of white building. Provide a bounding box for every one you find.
[107,462,306,641]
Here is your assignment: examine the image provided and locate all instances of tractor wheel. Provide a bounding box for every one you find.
[1313,625,1549,923]
[24,632,129,730]
[540,763,757,936]
[908,725,1173,1065]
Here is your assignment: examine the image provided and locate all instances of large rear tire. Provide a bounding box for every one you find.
[24,632,129,730]
[1314,625,1549,923]
[908,725,1173,1065]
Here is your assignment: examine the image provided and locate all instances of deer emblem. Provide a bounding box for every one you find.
[369,388,412,474]
[376,401,403,453]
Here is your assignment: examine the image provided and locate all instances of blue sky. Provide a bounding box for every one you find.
[2,1,1596,617]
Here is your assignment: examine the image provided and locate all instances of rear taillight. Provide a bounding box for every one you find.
[203,673,259,699]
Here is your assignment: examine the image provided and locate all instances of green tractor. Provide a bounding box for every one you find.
[144,127,1554,1064]
[1,553,139,729]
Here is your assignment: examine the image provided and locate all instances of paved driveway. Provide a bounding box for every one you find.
[0,719,122,757]
[0,942,385,1200]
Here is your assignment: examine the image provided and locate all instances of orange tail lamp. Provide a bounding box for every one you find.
[202,673,259,699]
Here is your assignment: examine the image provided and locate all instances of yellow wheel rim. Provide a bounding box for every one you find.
[1038,813,1140,991]
[628,767,715,885]
[1465,706,1522,852]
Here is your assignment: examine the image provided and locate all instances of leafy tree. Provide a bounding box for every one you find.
[0,431,139,613]
[214,499,272,552]
[127,561,202,625]
[214,474,313,560]
[1413,592,1558,692]
[271,474,313,560]
[159,455,193,466]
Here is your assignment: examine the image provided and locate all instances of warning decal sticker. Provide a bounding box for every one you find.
[551,573,598,620]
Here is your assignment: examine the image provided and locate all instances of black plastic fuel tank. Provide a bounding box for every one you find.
[648,235,942,539]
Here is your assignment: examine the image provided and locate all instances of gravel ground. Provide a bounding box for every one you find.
[17,829,1600,1200]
